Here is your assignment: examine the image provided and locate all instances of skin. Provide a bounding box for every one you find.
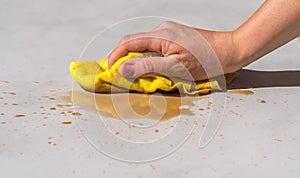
[108,0,300,81]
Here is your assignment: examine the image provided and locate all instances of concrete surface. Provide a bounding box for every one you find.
[0,0,299,177]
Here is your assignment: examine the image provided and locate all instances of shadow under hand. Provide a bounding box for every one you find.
[228,69,300,89]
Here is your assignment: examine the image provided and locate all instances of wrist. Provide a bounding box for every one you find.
[208,30,244,74]
[195,28,245,74]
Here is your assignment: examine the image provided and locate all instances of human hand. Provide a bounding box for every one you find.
[108,21,238,81]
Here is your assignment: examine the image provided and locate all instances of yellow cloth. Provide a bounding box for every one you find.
[70,52,236,95]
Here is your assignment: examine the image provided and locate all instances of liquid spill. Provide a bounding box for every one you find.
[260,100,266,104]
[61,121,72,125]
[14,114,25,118]
[60,91,208,121]
[72,112,82,116]
[227,89,254,95]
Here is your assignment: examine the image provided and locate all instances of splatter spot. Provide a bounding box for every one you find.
[273,138,283,142]
[72,112,82,116]
[14,114,25,118]
[61,121,72,125]
[260,100,266,104]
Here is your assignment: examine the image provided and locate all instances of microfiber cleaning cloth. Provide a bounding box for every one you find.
[70,52,236,95]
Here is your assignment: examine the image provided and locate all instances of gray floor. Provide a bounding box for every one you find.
[0,0,299,177]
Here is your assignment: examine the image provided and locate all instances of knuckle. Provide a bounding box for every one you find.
[142,59,155,73]
[120,34,133,43]
[155,21,176,31]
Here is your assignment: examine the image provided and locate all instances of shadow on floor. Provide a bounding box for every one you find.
[228,69,300,89]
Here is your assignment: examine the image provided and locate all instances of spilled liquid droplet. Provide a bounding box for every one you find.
[227,89,254,95]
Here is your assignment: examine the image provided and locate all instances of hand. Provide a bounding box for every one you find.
[108,21,238,81]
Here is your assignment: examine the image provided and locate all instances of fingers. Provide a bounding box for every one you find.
[118,56,191,79]
[108,32,164,68]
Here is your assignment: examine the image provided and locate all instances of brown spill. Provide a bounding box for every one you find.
[50,107,56,110]
[0,122,6,124]
[0,80,9,83]
[14,114,25,118]
[273,138,283,142]
[9,92,16,95]
[260,100,266,104]
[60,91,207,121]
[72,112,82,116]
[227,89,254,95]
[61,121,72,125]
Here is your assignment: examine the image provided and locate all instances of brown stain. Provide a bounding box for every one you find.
[0,97,3,100]
[61,121,72,125]
[0,122,6,124]
[12,103,18,106]
[14,114,25,118]
[9,92,16,95]
[72,112,82,116]
[227,89,254,95]
[154,129,159,133]
[49,97,56,100]
[273,138,283,142]
[50,107,56,110]
[260,100,266,104]
[60,91,206,121]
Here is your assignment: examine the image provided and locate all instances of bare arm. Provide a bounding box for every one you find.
[108,0,300,80]
[232,0,300,70]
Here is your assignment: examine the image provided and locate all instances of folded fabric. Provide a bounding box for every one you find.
[70,52,236,95]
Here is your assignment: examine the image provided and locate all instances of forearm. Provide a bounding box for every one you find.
[233,0,300,68]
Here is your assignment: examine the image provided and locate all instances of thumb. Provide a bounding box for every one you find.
[118,57,179,78]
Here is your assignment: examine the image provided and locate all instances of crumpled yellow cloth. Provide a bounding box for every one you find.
[70,52,236,95]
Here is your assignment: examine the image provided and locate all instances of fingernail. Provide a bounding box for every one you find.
[119,63,135,78]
